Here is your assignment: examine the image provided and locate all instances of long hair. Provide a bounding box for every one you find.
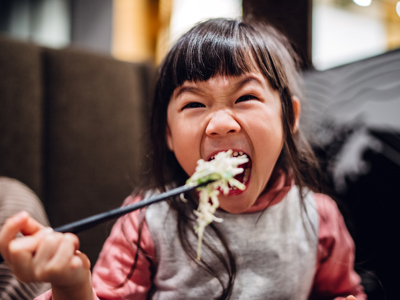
[128,18,321,299]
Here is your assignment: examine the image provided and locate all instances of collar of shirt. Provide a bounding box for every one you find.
[244,169,293,213]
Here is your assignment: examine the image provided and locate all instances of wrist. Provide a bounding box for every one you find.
[52,271,93,300]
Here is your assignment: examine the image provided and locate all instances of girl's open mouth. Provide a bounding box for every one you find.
[208,151,252,196]
[229,151,251,195]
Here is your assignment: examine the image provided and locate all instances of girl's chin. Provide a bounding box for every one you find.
[218,199,252,214]
[218,189,256,214]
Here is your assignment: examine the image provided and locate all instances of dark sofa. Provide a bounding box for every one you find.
[0,34,155,265]
[302,48,400,300]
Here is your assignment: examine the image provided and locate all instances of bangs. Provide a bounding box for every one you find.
[158,18,292,100]
[173,28,253,83]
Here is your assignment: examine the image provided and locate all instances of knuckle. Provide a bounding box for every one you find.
[63,233,80,249]
[63,232,77,242]
[8,243,22,259]
[43,231,62,244]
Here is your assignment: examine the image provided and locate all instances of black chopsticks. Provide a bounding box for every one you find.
[0,181,211,264]
[54,182,203,234]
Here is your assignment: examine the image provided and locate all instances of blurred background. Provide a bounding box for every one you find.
[1,1,399,299]
[1,0,399,68]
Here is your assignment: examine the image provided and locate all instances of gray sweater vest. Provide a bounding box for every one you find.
[146,186,319,300]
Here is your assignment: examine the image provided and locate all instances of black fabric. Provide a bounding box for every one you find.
[0,35,44,199]
[302,48,400,300]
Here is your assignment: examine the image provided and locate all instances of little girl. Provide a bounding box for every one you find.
[0,18,365,299]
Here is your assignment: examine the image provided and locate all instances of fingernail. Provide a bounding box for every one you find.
[13,211,28,220]
[38,227,54,236]
[43,227,54,234]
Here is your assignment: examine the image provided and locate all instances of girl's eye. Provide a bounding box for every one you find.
[236,95,257,103]
[182,102,205,110]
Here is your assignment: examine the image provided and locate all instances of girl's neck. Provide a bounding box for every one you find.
[244,169,293,213]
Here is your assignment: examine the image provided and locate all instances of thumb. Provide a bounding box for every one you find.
[75,250,91,271]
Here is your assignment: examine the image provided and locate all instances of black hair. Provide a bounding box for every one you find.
[125,18,322,299]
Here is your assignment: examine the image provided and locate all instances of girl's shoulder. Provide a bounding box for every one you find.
[313,192,343,221]
[313,192,352,247]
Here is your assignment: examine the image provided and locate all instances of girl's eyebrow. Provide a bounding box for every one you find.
[234,75,264,90]
[174,75,264,99]
[174,86,202,98]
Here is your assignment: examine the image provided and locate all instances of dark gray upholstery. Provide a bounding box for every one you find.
[0,34,154,265]
[0,36,44,199]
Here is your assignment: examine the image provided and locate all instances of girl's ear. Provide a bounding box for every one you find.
[292,96,301,133]
[166,126,174,151]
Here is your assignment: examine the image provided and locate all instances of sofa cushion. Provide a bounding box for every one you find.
[43,46,153,265]
[0,35,44,199]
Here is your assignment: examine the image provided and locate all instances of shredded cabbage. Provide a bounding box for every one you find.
[184,149,249,260]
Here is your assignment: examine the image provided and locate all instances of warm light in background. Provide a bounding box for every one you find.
[111,0,399,67]
[1,0,398,68]
[353,0,372,7]
[169,0,242,45]
[313,0,400,70]
[112,0,159,62]
[111,0,241,64]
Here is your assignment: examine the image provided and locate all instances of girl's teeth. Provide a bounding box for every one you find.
[232,151,246,157]
[210,151,247,160]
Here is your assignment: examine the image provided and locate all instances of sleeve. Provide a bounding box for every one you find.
[34,195,156,300]
[91,195,156,300]
[309,193,366,300]
[34,290,52,300]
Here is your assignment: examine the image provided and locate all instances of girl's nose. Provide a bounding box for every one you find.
[205,110,241,136]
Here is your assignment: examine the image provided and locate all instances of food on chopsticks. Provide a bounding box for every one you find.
[184,149,249,260]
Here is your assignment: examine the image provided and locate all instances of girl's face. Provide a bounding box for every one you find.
[166,71,299,214]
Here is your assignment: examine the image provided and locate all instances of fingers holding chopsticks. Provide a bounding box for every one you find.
[0,211,44,259]
[0,210,91,288]
[0,211,50,278]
